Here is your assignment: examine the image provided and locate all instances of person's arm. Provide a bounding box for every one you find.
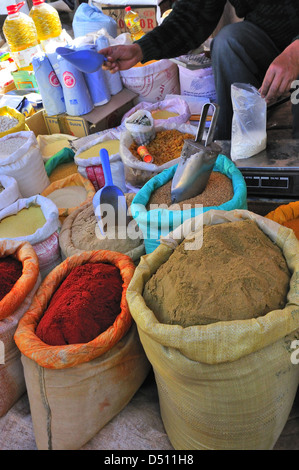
[260,38,299,103]
[100,0,226,73]
[136,0,226,62]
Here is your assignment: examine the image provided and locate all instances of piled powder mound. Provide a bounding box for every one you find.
[0,256,23,301]
[36,262,123,345]
[143,220,291,327]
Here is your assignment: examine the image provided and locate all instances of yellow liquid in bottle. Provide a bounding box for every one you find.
[3,12,39,71]
[3,13,39,52]
[29,3,62,41]
[124,10,145,41]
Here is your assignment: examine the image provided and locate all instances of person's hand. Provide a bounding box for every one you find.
[260,40,299,103]
[99,44,143,73]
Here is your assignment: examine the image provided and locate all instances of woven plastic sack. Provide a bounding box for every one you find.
[74,129,127,194]
[0,195,61,279]
[0,131,50,198]
[126,209,299,450]
[131,154,248,253]
[0,175,22,211]
[0,240,40,417]
[266,201,299,240]
[119,122,196,189]
[120,59,179,103]
[121,97,191,129]
[0,107,26,138]
[41,173,95,224]
[59,197,145,263]
[37,133,77,162]
[14,251,150,450]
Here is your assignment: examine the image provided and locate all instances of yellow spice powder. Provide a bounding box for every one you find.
[0,205,46,238]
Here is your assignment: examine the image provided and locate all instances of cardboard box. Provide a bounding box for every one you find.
[101,0,171,35]
[26,88,138,138]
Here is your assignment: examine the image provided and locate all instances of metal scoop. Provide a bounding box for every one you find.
[171,102,222,204]
[93,148,128,236]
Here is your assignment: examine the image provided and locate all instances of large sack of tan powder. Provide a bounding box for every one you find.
[127,209,299,450]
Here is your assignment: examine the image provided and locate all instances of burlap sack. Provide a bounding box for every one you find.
[14,250,150,449]
[0,240,40,417]
[126,209,299,450]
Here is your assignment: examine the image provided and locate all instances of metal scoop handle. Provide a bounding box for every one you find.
[195,102,220,147]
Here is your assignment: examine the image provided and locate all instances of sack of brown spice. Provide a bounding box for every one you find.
[130,154,248,253]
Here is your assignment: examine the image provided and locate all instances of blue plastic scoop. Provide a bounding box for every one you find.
[93,148,128,236]
[56,46,105,74]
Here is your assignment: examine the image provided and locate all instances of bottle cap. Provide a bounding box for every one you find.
[125,6,131,11]
[6,2,25,14]
[32,0,45,5]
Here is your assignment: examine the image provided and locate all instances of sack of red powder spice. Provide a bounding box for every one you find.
[14,250,150,450]
[0,239,40,418]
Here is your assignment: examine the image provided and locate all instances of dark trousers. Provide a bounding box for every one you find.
[210,21,299,140]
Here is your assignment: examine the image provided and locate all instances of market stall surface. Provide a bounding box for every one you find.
[0,370,298,450]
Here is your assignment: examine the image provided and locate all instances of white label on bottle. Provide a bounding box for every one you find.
[11,45,42,68]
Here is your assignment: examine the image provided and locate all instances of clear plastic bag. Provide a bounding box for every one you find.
[231,83,267,161]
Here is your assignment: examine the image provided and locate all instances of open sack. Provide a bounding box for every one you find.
[126,209,299,450]
[14,250,150,450]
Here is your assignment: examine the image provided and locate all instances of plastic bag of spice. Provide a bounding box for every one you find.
[131,154,248,253]
[14,250,150,450]
[126,209,299,450]
[0,240,40,417]
[119,122,196,188]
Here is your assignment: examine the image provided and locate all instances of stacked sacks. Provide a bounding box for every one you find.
[0,240,40,417]
[14,250,150,450]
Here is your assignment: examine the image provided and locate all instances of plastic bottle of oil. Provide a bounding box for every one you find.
[29,0,62,42]
[3,2,41,71]
[124,6,145,41]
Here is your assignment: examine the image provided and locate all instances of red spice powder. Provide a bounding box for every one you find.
[36,262,123,346]
[0,256,23,302]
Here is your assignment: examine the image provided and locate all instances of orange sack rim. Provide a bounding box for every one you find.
[14,250,136,369]
[0,240,39,321]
